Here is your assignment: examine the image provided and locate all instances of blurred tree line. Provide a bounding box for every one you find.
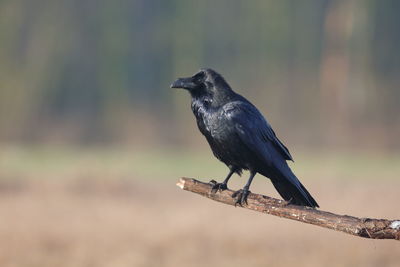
[0,0,399,149]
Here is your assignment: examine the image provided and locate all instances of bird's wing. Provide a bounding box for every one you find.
[223,101,293,161]
[263,123,293,161]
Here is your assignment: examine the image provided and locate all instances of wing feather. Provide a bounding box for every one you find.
[223,101,293,162]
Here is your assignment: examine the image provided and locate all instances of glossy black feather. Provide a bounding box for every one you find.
[172,68,319,207]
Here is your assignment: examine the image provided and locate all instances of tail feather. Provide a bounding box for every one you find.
[271,179,319,207]
[263,166,319,208]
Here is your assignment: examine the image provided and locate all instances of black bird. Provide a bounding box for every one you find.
[171,68,319,208]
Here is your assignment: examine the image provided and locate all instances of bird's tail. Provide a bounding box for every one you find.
[264,167,319,208]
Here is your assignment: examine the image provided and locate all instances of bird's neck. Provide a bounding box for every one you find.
[212,90,237,106]
[191,96,212,119]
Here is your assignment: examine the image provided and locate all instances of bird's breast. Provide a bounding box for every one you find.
[192,106,257,170]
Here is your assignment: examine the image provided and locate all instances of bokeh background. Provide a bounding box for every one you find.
[0,0,399,266]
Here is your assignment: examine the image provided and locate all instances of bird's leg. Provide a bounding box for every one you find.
[210,168,235,194]
[232,171,256,206]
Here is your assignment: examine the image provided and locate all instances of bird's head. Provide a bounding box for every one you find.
[170,68,234,101]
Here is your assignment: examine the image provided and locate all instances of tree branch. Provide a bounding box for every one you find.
[177,177,400,241]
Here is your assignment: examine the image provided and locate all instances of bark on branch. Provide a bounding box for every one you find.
[177,177,400,241]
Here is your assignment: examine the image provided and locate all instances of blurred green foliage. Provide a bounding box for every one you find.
[0,0,399,149]
[1,146,400,182]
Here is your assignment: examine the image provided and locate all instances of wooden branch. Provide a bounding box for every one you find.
[177,177,400,241]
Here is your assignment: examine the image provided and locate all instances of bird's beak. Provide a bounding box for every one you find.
[170,77,195,90]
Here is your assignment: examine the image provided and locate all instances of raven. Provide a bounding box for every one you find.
[171,68,319,208]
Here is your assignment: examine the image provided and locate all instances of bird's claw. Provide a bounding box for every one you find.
[232,188,250,206]
[209,180,228,194]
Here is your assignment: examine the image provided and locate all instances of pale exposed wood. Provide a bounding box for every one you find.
[177,177,400,241]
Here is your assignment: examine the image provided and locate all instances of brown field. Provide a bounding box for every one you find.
[0,147,399,267]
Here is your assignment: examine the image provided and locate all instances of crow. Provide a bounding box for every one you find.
[171,68,319,208]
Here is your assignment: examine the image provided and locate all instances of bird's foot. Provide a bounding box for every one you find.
[209,180,228,194]
[232,187,250,207]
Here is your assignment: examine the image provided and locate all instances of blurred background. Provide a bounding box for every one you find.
[0,0,399,266]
